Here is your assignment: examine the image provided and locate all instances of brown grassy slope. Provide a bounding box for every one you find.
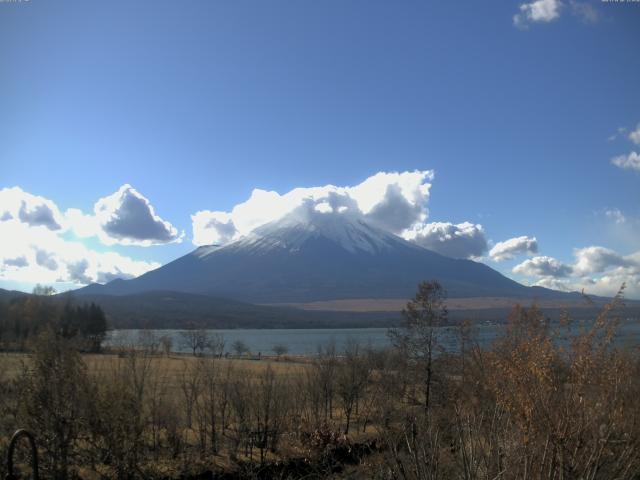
[268,296,622,312]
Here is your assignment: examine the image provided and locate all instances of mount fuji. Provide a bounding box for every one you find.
[77,207,563,304]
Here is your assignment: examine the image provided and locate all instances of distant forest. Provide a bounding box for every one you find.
[0,287,107,352]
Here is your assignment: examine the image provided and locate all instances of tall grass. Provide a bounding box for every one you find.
[1,286,639,479]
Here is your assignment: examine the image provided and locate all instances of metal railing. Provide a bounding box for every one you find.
[5,429,38,480]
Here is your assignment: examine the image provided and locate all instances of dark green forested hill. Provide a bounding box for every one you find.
[68,290,400,329]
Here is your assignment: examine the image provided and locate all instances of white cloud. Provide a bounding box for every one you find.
[629,124,640,145]
[513,0,599,29]
[403,222,488,259]
[191,211,237,246]
[611,151,640,172]
[0,187,65,231]
[608,127,627,142]
[350,171,432,232]
[314,202,333,214]
[532,277,572,291]
[580,268,640,299]
[513,256,573,278]
[191,171,494,260]
[0,186,170,288]
[609,121,640,172]
[562,262,640,299]
[35,249,59,271]
[514,0,562,28]
[191,170,434,247]
[0,219,160,287]
[573,246,633,275]
[93,185,183,246]
[605,208,626,225]
[3,256,28,268]
[569,1,598,24]
[489,235,538,262]
[1,184,183,247]
[512,246,640,299]
[65,208,101,238]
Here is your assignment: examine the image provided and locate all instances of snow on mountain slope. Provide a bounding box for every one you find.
[203,208,416,257]
[76,208,565,303]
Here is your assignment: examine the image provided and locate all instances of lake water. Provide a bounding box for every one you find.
[106,320,640,356]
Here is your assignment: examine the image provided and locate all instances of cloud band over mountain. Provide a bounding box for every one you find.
[1,170,638,299]
[192,170,436,246]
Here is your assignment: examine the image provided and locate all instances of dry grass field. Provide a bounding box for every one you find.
[270,296,619,312]
[1,351,308,378]
[2,286,640,479]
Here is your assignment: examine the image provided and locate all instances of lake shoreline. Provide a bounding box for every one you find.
[105,319,640,356]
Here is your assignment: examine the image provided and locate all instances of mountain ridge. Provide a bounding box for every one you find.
[5,287,630,330]
[76,208,571,303]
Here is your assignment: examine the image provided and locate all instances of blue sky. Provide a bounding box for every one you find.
[1,0,639,297]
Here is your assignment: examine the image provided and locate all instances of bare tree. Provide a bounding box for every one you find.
[296,365,325,430]
[145,355,170,457]
[159,334,173,356]
[18,329,89,480]
[253,366,290,463]
[228,374,252,459]
[207,332,226,357]
[272,343,288,358]
[180,323,212,356]
[336,340,371,434]
[193,356,222,454]
[179,360,201,429]
[85,348,153,480]
[389,281,447,414]
[315,340,337,423]
[232,339,249,357]
[137,329,160,354]
[32,284,56,296]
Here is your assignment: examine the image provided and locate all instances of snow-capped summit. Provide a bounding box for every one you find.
[220,204,413,256]
[77,210,560,303]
